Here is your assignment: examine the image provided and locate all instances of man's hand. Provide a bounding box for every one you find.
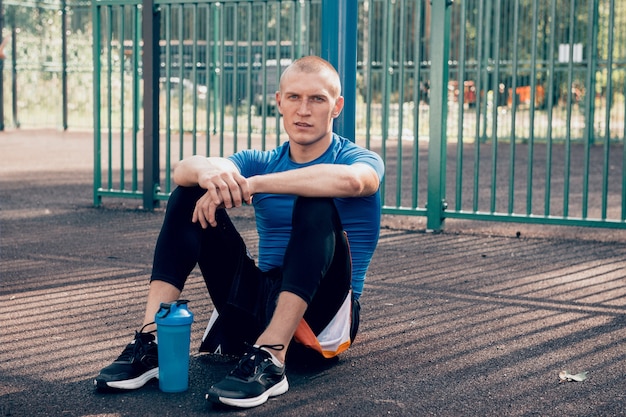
[193,169,252,228]
[173,156,252,228]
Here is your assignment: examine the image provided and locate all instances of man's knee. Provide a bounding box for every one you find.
[167,186,205,215]
[292,197,339,228]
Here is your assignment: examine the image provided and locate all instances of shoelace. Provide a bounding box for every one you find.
[231,343,285,379]
[116,322,156,363]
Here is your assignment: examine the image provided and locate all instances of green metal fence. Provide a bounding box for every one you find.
[90,0,626,230]
[437,0,626,230]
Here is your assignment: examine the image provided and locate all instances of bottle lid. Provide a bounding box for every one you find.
[155,299,194,325]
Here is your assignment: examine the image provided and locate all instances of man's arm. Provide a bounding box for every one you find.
[173,155,251,228]
[173,155,241,187]
[172,156,380,228]
[248,163,380,198]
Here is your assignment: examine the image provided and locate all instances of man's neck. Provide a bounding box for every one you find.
[289,134,334,164]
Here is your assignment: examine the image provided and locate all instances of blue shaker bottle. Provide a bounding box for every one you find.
[155,300,194,392]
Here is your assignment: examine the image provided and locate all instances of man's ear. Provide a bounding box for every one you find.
[275,91,283,115]
[332,96,345,118]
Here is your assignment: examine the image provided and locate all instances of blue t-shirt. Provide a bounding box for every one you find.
[228,134,384,299]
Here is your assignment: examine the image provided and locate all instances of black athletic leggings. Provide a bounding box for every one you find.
[150,185,352,336]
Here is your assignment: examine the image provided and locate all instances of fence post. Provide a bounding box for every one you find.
[142,0,160,210]
[427,0,453,231]
[321,0,357,142]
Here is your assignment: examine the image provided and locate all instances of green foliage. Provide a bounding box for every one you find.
[2,1,93,128]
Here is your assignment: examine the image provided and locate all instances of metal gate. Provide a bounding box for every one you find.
[92,0,626,230]
[430,0,626,230]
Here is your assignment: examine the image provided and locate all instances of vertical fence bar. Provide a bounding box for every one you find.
[93,1,102,206]
[287,3,295,58]
[191,3,198,153]
[207,3,220,138]
[382,0,392,146]
[142,0,160,210]
[601,0,615,220]
[164,5,172,193]
[582,0,599,218]
[106,6,113,189]
[455,0,466,212]
[427,0,452,231]
[218,3,225,154]
[364,0,374,150]
[412,0,424,209]
[259,3,267,150]
[544,0,557,216]
[294,1,302,57]
[395,0,404,206]
[119,6,126,190]
[10,23,17,127]
[132,4,140,192]
[623,7,626,221]
[232,3,239,153]
[623,68,626,220]
[480,0,491,144]
[563,0,576,217]
[204,3,212,155]
[526,0,539,215]
[273,3,281,147]
[61,0,68,130]
[508,0,520,215]
[245,2,253,149]
[472,0,484,212]
[380,0,391,204]
[176,5,184,159]
[489,0,501,213]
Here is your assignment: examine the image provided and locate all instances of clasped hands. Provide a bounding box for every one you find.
[193,170,252,228]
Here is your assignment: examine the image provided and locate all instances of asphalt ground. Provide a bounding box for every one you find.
[1,129,626,416]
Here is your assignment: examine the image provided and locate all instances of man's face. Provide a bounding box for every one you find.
[276,69,344,148]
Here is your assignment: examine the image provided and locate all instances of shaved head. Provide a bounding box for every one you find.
[279,56,342,99]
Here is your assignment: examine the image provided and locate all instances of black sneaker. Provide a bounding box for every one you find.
[94,324,159,391]
[206,344,288,408]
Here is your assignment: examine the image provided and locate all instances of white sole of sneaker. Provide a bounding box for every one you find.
[98,367,159,390]
[213,377,289,408]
